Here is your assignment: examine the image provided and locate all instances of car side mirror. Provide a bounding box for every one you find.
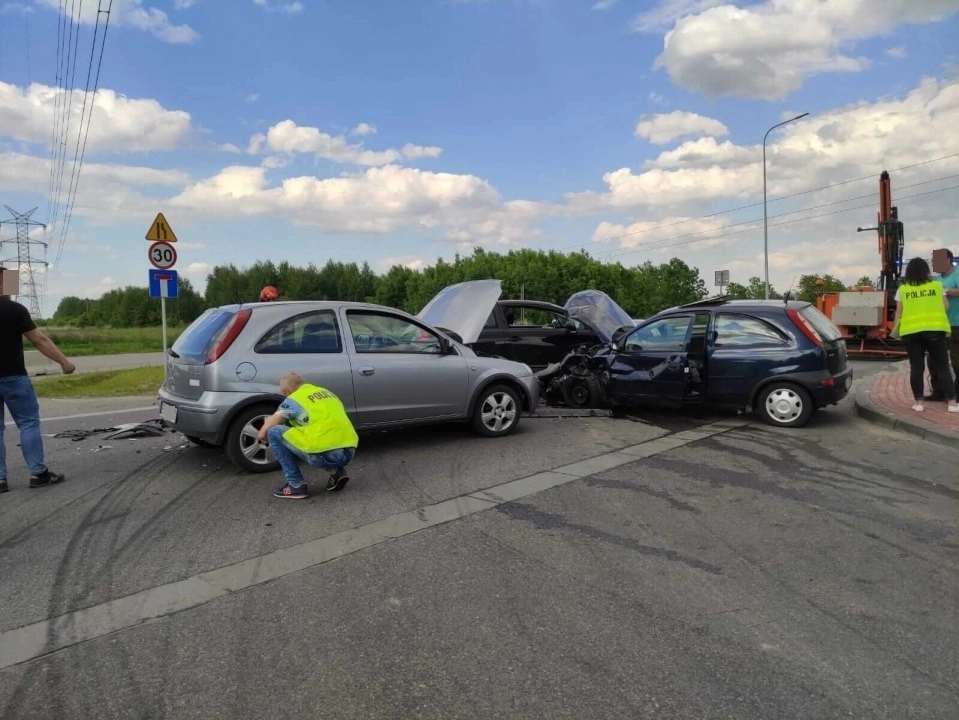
[610,325,633,348]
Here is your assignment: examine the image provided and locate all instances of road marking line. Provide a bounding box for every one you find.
[4,406,157,427]
[0,418,748,671]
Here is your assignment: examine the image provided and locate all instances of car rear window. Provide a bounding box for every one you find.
[171,308,239,363]
[798,305,843,341]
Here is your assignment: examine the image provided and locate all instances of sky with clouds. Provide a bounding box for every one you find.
[0,0,958,315]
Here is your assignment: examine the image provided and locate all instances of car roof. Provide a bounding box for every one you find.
[221,300,417,314]
[656,297,812,315]
[497,299,567,313]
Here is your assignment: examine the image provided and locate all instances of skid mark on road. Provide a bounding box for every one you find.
[0,417,748,672]
[583,476,702,514]
[494,502,722,574]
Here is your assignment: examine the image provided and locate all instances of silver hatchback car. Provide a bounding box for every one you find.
[156,280,540,473]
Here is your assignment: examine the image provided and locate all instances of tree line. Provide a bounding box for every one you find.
[50,247,874,328]
[725,273,874,303]
[51,249,709,327]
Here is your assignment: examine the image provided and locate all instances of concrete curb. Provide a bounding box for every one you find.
[853,373,959,448]
[527,407,613,418]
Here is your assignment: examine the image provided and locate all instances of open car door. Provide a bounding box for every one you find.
[606,313,698,408]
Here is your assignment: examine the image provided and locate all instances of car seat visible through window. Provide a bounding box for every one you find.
[299,321,339,353]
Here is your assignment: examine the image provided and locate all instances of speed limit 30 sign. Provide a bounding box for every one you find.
[148,241,177,270]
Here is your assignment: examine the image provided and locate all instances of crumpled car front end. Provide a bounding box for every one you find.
[535,345,611,409]
[535,289,635,409]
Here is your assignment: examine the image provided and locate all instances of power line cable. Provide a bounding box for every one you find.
[56,0,114,268]
[597,183,959,264]
[545,151,959,254]
[49,0,83,237]
[600,182,959,263]
[45,0,69,224]
[591,173,959,262]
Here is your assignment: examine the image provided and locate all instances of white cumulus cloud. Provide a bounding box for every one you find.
[351,123,377,137]
[569,77,959,287]
[37,0,200,44]
[253,0,304,13]
[569,78,959,216]
[0,81,193,153]
[635,110,729,145]
[247,120,442,167]
[644,0,959,100]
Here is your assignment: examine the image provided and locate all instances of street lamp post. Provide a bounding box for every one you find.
[763,112,809,299]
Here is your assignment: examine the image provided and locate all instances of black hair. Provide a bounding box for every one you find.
[903,257,932,285]
[948,249,955,262]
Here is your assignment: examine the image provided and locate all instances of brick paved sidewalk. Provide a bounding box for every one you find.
[855,369,959,446]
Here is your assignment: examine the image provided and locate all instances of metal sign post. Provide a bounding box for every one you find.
[149,269,179,381]
[146,213,179,384]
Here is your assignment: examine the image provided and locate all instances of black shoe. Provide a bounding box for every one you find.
[0,478,7,494]
[272,482,309,499]
[327,468,350,492]
[29,469,64,488]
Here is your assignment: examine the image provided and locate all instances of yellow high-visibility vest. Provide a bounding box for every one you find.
[282,384,358,454]
[899,281,951,336]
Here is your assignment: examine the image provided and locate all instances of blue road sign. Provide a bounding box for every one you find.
[149,269,179,299]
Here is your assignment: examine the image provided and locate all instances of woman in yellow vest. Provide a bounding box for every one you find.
[893,257,959,413]
[257,372,359,499]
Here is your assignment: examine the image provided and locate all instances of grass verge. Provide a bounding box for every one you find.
[36,326,185,357]
[33,367,166,399]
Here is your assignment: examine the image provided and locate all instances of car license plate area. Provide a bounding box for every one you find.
[160,403,178,424]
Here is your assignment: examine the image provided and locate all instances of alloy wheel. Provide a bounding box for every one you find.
[481,391,518,433]
[238,414,277,466]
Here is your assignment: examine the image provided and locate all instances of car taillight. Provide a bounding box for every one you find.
[206,309,252,364]
[787,308,823,348]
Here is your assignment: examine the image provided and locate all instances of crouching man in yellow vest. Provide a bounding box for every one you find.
[257,372,359,499]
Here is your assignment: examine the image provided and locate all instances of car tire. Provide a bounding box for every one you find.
[561,375,602,409]
[224,403,280,473]
[471,384,522,437]
[756,382,814,428]
[184,435,219,449]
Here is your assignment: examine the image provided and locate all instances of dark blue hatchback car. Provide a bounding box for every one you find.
[537,297,852,428]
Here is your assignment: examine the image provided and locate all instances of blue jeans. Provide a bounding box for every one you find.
[0,375,46,478]
[267,425,355,487]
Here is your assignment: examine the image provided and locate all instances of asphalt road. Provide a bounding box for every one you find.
[26,351,165,377]
[0,361,955,719]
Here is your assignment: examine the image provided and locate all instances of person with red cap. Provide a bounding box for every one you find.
[260,286,279,302]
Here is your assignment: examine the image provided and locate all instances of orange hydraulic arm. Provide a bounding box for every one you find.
[876,170,904,294]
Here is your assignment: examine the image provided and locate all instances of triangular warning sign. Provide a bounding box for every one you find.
[145,213,177,243]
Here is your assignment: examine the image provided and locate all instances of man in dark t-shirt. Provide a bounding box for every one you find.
[0,288,75,493]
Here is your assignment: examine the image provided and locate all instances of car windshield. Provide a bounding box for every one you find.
[563,290,635,343]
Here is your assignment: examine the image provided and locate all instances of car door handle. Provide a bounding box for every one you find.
[359,366,375,376]
[507,335,521,341]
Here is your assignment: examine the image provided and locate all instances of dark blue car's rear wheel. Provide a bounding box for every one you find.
[757,382,814,428]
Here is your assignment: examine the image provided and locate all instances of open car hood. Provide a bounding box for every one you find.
[563,290,635,343]
[417,279,502,345]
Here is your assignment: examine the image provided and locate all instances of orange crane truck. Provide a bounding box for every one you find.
[816,170,906,358]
